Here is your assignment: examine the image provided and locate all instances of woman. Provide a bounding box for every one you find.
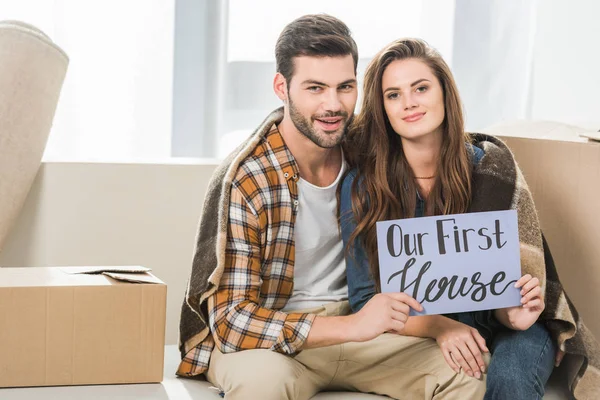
[340,38,556,399]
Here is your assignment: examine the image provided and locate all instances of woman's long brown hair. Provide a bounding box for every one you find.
[343,38,473,287]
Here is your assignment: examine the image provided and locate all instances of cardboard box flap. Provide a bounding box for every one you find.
[57,266,161,285]
[0,267,164,288]
[58,266,151,275]
[102,271,163,284]
[579,132,600,142]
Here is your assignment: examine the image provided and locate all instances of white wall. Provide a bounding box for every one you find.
[531,0,600,129]
[0,161,218,346]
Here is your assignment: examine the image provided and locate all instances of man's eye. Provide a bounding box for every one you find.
[308,86,322,92]
[339,84,353,91]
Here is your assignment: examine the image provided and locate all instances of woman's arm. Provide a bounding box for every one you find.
[339,171,487,377]
[339,171,377,312]
[401,315,488,378]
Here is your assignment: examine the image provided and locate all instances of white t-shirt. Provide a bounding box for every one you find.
[281,156,349,312]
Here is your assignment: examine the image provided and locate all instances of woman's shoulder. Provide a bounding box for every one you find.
[468,142,485,166]
[341,168,359,190]
[470,133,518,173]
[339,168,361,212]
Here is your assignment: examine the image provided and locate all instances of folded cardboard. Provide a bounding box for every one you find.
[580,132,600,142]
[0,266,167,388]
[499,135,600,340]
[58,266,152,275]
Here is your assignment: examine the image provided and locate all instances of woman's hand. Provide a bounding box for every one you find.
[433,318,489,379]
[516,274,545,312]
[495,274,544,331]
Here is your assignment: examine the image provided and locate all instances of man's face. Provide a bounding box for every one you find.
[285,55,358,148]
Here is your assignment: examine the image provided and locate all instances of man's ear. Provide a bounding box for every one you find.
[273,73,288,103]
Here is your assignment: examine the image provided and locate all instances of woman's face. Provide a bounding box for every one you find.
[381,58,445,143]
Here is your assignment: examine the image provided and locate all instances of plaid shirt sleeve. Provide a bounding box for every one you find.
[208,181,316,355]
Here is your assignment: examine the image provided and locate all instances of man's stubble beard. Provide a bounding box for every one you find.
[288,95,353,149]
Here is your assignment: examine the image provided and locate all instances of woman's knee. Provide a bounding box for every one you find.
[486,366,545,399]
[486,324,556,399]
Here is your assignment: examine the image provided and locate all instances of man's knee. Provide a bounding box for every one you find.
[207,349,307,400]
[438,370,487,399]
[225,374,299,400]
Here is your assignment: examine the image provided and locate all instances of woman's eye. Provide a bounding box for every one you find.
[416,86,428,93]
[387,92,399,100]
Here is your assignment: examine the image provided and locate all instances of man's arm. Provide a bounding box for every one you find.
[209,185,315,355]
[210,183,423,354]
[303,292,423,349]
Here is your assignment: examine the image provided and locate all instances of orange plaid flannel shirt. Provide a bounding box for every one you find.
[178,127,317,377]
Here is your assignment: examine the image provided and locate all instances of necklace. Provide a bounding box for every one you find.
[414,175,435,179]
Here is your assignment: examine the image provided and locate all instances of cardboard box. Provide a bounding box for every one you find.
[0,266,166,388]
[499,135,600,340]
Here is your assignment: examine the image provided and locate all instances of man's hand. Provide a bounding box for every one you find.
[433,318,488,379]
[495,274,544,331]
[347,293,422,342]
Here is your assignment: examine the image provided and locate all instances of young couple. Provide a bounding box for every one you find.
[178,14,594,400]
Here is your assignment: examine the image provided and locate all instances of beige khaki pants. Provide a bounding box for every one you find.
[207,301,487,400]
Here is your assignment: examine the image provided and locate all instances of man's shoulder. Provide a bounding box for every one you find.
[225,136,286,205]
[214,108,286,187]
[233,144,272,184]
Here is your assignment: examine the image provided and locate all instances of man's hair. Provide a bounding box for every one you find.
[275,14,358,84]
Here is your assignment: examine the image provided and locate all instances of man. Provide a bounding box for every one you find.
[178,14,485,400]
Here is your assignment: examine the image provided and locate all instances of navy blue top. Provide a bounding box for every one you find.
[340,144,485,313]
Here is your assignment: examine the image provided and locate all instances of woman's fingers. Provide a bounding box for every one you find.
[523,298,543,310]
[441,348,459,373]
[449,343,480,378]
[521,286,541,304]
[472,328,489,354]
[515,274,532,289]
[555,350,566,367]
[457,341,482,378]
[465,337,486,374]
[520,277,540,294]
[447,345,471,376]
